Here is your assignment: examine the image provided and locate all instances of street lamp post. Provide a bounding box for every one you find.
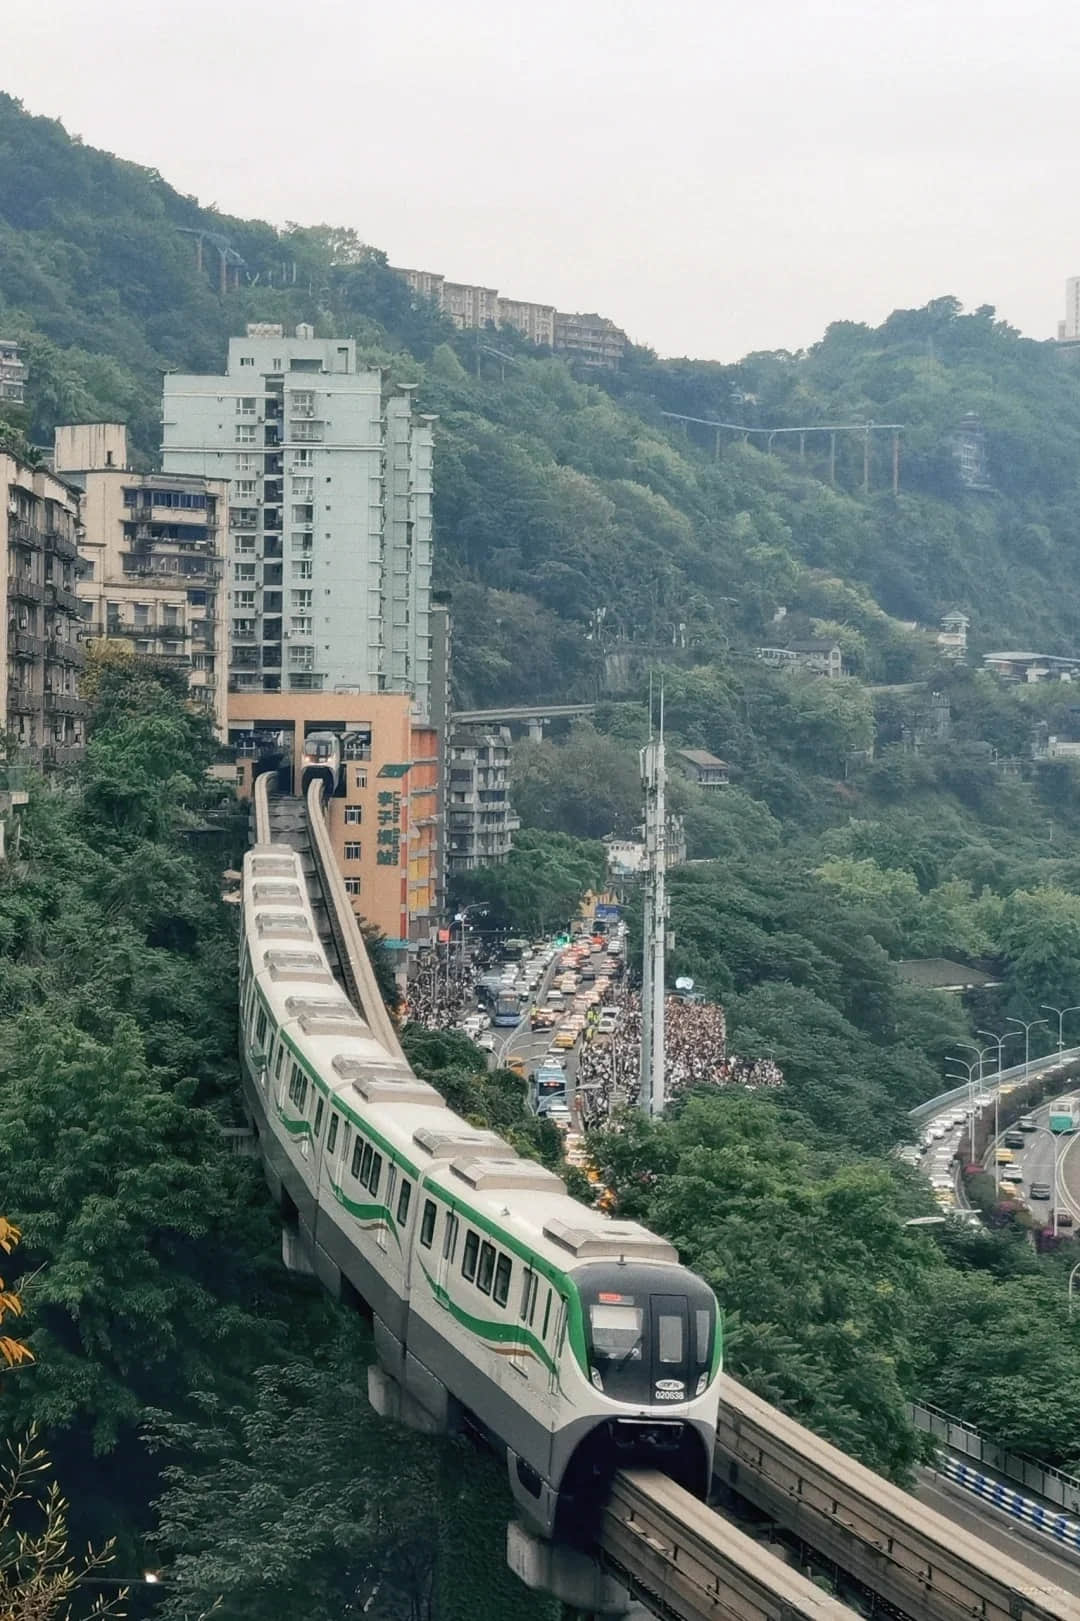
[945,1056,982,1156]
[977,1030,1020,1193]
[1006,1016,1048,1079]
[1039,1003,1080,1055]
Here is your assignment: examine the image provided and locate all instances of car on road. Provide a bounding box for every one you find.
[477,1033,495,1052]
[552,1028,576,1050]
[1030,1182,1052,1200]
[506,1055,527,1078]
[1003,1130,1025,1149]
[1000,1166,1024,1187]
[995,1147,1015,1164]
[1019,1114,1038,1131]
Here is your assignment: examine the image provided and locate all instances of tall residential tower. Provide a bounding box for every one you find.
[161,324,433,718]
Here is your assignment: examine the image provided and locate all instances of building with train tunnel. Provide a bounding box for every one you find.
[229,692,440,969]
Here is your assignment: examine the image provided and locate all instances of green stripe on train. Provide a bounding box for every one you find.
[419,1262,568,1396]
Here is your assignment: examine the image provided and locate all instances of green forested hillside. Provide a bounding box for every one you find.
[6,91,1080,707]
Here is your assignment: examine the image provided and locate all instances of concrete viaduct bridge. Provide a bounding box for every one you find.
[450,703,596,740]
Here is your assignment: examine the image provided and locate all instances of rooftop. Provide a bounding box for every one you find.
[676,747,728,769]
[896,958,1002,991]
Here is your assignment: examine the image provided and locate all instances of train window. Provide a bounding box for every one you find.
[255,1008,267,1048]
[443,1212,459,1262]
[327,1113,339,1155]
[367,1153,382,1196]
[519,1268,535,1323]
[288,1066,307,1111]
[420,1200,437,1249]
[476,1242,496,1296]
[493,1254,512,1308]
[541,1289,552,1340]
[658,1315,683,1364]
[350,1138,364,1179]
[360,1142,373,1187]
[274,1043,287,1078]
[396,1180,412,1225]
[462,1230,479,1281]
[313,1097,325,1139]
[696,1310,710,1364]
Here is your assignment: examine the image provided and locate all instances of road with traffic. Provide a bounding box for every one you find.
[983,1094,1080,1229]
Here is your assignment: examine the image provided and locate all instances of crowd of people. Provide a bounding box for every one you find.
[401,951,479,1031]
[577,989,783,1128]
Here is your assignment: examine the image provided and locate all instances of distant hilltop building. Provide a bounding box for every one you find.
[756,638,845,678]
[1058,276,1080,341]
[984,650,1080,683]
[937,610,969,662]
[394,266,628,368]
[0,339,26,406]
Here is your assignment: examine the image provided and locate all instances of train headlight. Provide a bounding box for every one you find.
[590,1368,604,1391]
[696,1372,709,1396]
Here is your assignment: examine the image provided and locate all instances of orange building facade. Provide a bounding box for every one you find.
[229,693,440,965]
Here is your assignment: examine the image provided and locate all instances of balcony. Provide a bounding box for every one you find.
[47,638,86,668]
[262,537,282,560]
[41,745,83,770]
[262,564,283,588]
[44,692,89,718]
[9,518,43,549]
[7,685,37,714]
[11,632,44,659]
[45,528,80,563]
[44,583,82,615]
[10,576,44,604]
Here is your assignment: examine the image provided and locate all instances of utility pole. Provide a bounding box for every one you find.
[640,680,667,1116]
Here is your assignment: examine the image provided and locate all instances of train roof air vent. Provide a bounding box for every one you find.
[263,949,333,983]
[451,1158,564,1194]
[250,852,299,878]
[412,1125,508,1160]
[285,995,365,1036]
[253,882,303,905]
[541,1217,679,1262]
[256,912,313,940]
[349,1074,444,1105]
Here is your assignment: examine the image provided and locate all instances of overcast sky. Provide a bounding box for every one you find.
[6,0,1078,359]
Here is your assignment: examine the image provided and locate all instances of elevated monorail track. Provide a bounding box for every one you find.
[242,791,1080,1621]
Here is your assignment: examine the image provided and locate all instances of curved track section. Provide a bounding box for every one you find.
[714,1377,1080,1621]
[601,1470,855,1621]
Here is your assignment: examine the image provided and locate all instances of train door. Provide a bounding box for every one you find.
[648,1295,690,1404]
[547,1293,566,1397]
[379,1165,396,1254]
[437,1210,459,1303]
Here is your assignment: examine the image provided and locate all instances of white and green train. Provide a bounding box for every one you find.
[240,845,722,1540]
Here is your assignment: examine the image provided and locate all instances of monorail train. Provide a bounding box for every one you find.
[239,844,721,1541]
[299,731,343,797]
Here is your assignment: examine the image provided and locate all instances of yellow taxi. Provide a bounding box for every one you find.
[552,1027,576,1050]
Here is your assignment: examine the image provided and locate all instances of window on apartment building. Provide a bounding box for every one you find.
[133,604,150,629]
[239,356,254,367]
[235,454,257,474]
[291,560,313,581]
[291,504,314,524]
[290,532,314,555]
[162,605,180,628]
[234,563,256,582]
[290,615,313,636]
[344,878,362,895]
[291,477,314,500]
[234,591,256,611]
[290,589,313,610]
[236,398,257,416]
[235,425,256,444]
[353,768,367,791]
[343,842,361,861]
[344,733,372,761]
[291,450,314,470]
[345,805,363,824]
[233,619,255,639]
[289,645,314,669]
[234,535,256,555]
[234,479,257,500]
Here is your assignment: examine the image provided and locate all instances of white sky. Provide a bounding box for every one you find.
[5,0,1079,358]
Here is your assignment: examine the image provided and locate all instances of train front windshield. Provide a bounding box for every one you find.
[581,1267,717,1405]
[305,740,335,761]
